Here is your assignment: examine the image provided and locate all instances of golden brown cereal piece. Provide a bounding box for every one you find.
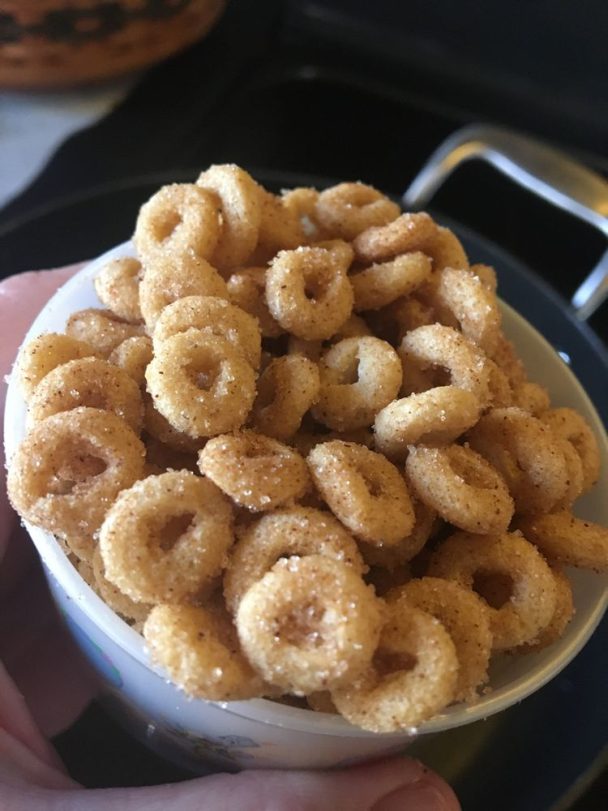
[143,397,206,454]
[108,336,153,389]
[307,440,415,546]
[374,386,481,460]
[540,407,601,492]
[312,337,402,431]
[387,577,493,701]
[138,255,228,330]
[470,263,498,293]
[331,601,458,732]
[100,470,234,604]
[227,266,284,339]
[399,324,491,406]
[94,257,143,323]
[265,245,354,340]
[199,430,311,511]
[134,183,221,267]
[7,407,145,547]
[223,506,366,613]
[65,308,145,358]
[352,211,437,263]
[144,602,264,700]
[146,331,256,439]
[281,186,326,239]
[516,511,608,572]
[350,252,433,312]
[515,566,574,653]
[16,332,99,401]
[359,500,436,570]
[489,331,528,387]
[467,407,569,515]
[432,267,501,354]
[257,189,305,255]
[367,296,435,346]
[422,226,469,272]
[512,381,551,416]
[91,546,152,625]
[197,164,263,270]
[485,359,513,409]
[428,531,557,650]
[406,444,514,535]
[551,438,585,509]
[251,355,320,440]
[315,182,401,241]
[27,357,143,434]
[236,555,383,694]
[152,295,262,369]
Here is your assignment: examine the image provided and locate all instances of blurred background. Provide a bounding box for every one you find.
[1,1,606,808]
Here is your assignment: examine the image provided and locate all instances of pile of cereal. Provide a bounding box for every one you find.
[7,164,608,732]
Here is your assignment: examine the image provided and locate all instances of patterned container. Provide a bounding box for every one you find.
[0,0,226,88]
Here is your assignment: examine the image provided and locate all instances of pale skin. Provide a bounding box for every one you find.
[0,267,460,811]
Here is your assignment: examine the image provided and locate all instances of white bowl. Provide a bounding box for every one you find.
[4,242,608,772]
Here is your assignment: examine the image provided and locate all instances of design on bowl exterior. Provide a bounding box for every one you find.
[4,242,608,770]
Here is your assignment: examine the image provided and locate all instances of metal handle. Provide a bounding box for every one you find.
[403,124,608,321]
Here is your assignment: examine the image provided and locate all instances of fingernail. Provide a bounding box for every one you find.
[372,780,453,811]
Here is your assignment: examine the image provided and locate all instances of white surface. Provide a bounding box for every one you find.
[4,244,608,768]
[0,80,135,210]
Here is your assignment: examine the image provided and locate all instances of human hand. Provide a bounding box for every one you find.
[0,267,461,810]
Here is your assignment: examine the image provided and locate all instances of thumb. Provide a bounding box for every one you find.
[5,756,460,811]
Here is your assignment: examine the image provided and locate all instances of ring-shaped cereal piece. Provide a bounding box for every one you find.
[143,397,206,454]
[470,263,498,292]
[432,267,501,354]
[427,531,557,650]
[236,555,383,694]
[488,332,527,388]
[223,506,366,613]
[516,510,608,572]
[7,407,145,545]
[307,440,415,545]
[251,355,320,439]
[108,336,153,389]
[331,601,458,732]
[359,499,436,570]
[257,189,305,255]
[399,324,491,406]
[405,444,514,535]
[540,407,601,492]
[515,566,574,653]
[386,577,493,701]
[551,438,585,509]
[352,211,437,263]
[152,295,262,369]
[367,296,435,346]
[146,331,256,439]
[94,257,143,323]
[312,337,402,431]
[144,602,264,700]
[315,182,401,241]
[138,256,228,330]
[421,226,469,272]
[511,381,551,416]
[134,183,221,266]
[351,252,433,312]
[485,359,514,409]
[27,356,143,434]
[99,470,234,604]
[281,187,326,239]
[374,386,481,460]
[265,245,354,340]
[91,546,152,625]
[226,266,284,338]
[196,164,263,270]
[199,430,311,511]
[16,332,99,401]
[65,308,145,358]
[467,407,569,515]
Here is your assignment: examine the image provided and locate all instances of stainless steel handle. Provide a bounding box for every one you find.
[403,124,608,321]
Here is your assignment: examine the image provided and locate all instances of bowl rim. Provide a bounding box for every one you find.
[4,242,608,738]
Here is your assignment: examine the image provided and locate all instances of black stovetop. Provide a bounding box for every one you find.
[2,2,607,808]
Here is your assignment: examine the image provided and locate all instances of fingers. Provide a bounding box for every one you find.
[9,756,460,811]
